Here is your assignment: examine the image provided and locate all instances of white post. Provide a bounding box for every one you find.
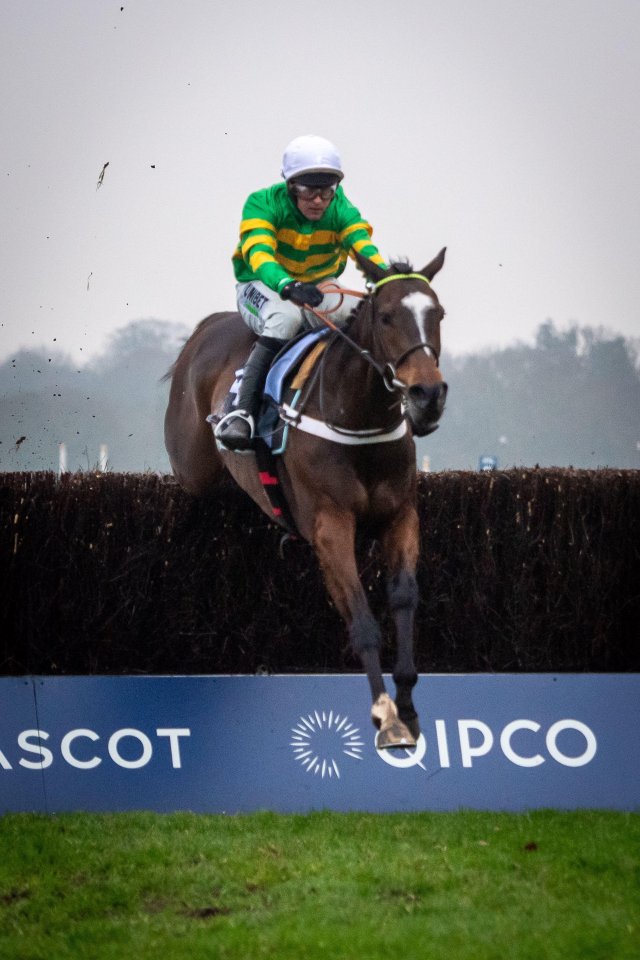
[58,442,67,475]
[98,444,108,472]
[421,454,431,473]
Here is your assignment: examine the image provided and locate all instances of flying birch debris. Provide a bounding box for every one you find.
[14,436,26,450]
[96,162,110,190]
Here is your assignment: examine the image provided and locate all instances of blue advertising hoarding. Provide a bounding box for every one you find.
[1,674,638,813]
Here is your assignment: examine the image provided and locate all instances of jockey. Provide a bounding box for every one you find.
[216,134,388,451]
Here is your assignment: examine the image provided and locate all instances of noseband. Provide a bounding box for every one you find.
[378,340,439,393]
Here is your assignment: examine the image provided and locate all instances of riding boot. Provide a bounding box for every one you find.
[215,336,286,451]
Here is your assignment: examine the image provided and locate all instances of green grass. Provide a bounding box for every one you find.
[0,811,638,959]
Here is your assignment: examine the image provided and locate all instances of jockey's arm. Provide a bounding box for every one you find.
[335,195,387,274]
[232,188,294,295]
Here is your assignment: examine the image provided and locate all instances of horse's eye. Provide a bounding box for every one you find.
[379,313,392,326]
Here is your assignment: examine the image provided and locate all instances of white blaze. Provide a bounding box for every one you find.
[401,291,436,355]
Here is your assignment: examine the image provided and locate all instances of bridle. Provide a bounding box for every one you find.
[306,273,441,397]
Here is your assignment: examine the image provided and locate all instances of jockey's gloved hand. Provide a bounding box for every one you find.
[281,281,323,308]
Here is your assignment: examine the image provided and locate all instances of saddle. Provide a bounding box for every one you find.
[261,328,329,452]
[209,328,330,536]
[212,328,330,453]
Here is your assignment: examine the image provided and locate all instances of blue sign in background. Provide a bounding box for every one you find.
[1,675,638,813]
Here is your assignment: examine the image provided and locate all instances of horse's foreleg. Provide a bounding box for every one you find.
[313,507,416,748]
[382,505,421,741]
[313,508,384,698]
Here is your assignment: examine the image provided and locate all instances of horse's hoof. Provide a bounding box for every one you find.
[376,719,417,750]
[372,693,417,748]
[401,714,421,741]
[371,692,396,727]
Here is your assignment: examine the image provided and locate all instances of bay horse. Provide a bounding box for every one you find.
[164,249,447,748]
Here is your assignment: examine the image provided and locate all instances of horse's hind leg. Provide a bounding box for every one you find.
[166,419,225,497]
[313,506,416,748]
[164,371,226,496]
[381,505,421,741]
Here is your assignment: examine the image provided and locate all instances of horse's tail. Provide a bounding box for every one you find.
[161,311,241,385]
[159,314,214,383]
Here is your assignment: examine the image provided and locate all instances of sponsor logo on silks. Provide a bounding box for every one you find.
[290,710,363,779]
[244,284,269,312]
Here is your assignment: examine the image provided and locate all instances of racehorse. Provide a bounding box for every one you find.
[164,249,448,748]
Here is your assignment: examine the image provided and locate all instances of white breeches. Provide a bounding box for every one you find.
[236,278,361,339]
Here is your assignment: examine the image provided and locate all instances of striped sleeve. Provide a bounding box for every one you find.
[235,193,292,292]
[336,193,387,271]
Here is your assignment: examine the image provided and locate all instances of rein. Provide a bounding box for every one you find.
[305,285,402,392]
[306,274,440,395]
[277,273,441,446]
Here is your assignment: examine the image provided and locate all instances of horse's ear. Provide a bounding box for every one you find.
[352,249,388,285]
[421,247,446,282]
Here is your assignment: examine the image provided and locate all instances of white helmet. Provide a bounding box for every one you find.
[281,135,344,182]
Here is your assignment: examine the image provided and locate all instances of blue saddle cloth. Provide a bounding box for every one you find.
[258,328,329,452]
[264,328,329,404]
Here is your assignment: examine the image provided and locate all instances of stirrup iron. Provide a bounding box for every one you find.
[214,410,254,434]
[213,410,256,452]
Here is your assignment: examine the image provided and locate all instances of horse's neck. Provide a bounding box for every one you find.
[348,302,376,353]
[343,302,387,379]
[313,312,400,429]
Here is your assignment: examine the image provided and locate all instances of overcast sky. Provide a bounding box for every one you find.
[2,0,639,365]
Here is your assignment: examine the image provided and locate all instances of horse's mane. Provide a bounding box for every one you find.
[348,259,415,329]
[388,259,414,274]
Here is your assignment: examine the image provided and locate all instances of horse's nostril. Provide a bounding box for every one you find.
[408,382,447,406]
[408,385,427,403]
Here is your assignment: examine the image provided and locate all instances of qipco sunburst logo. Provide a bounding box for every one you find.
[290,710,364,779]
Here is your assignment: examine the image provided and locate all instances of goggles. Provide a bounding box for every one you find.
[290,182,338,201]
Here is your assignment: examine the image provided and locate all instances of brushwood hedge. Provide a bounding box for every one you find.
[1,469,638,675]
